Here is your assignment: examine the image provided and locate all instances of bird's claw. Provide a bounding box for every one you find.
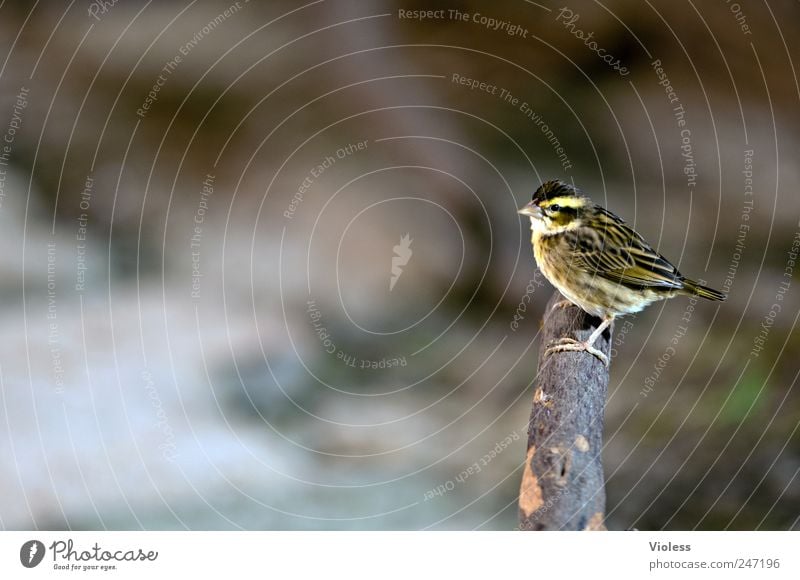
[544,337,610,368]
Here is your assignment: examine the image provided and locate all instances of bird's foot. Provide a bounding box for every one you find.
[544,337,609,368]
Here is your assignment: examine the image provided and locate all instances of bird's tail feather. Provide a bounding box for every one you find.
[682,278,726,301]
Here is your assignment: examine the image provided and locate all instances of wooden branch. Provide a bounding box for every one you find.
[518,291,612,531]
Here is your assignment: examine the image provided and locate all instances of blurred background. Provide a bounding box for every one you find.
[0,0,798,531]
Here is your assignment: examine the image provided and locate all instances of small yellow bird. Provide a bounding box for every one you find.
[518,180,725,366]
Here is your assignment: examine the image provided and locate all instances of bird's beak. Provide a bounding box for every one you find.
[517,201,542,218]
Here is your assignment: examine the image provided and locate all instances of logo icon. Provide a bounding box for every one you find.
[389,233,413,291]
[20,540,45,568]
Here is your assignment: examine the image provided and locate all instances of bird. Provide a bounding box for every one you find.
[518,180,725,367]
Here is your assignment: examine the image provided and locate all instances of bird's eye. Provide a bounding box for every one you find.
[550,204,560,212]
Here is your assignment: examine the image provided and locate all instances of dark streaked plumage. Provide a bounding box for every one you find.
[518,180,725,365]
[531,180,578,204]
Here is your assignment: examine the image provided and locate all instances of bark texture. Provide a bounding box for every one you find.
[519,291,612,531]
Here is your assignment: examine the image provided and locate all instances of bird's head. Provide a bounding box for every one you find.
[517,180,591,233]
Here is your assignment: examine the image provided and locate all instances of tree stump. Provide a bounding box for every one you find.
[518,291,612,531]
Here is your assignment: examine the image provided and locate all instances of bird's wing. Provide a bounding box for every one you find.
[567,207,685,290]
